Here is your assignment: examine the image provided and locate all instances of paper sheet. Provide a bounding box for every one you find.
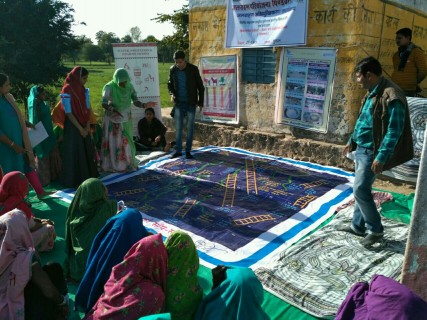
[28,122,49,148]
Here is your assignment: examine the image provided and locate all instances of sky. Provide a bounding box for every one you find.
[64,0,187,42]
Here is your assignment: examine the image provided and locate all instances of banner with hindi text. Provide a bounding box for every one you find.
[225,0,308,48]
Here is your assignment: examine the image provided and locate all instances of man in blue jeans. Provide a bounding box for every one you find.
[168,50,205,159]
[339,57,413,247]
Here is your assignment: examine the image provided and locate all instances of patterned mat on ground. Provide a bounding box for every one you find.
[255,205,409,318]
[383,97,426,183]
[135,150,168,164]
[73,146,354,269]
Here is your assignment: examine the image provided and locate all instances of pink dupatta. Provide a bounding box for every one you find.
[86,233,168,320]
[0,209,35,320]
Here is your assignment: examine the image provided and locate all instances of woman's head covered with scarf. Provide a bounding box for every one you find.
[0,172,31,219]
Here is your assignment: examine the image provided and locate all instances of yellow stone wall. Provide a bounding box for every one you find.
[189,1,427,142]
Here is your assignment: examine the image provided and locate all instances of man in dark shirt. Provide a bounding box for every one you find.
[167,50,205,159]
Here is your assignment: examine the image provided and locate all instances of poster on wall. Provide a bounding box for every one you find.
[112,43,161,135]
[275,47,337,133]
[225,0,308,48]
[200,55,239,124]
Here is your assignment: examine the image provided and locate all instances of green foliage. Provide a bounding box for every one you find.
[95,31,121,64]
[152,4,189,52]
[82,44,105,64]
[0,0,75,103]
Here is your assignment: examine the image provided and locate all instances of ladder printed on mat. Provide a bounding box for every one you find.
[293,195,318,208]
[222,173,237,207]
[174,199,197,218]
[114,188,146,196]
[234,214,275,226]
[246,159,258,195]
[300,180,327,189]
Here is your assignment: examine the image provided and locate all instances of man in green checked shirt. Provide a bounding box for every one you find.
[338,56,414,247]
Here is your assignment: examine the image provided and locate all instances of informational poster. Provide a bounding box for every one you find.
[225,0,308,48]
[200,55,239,124]
[275,47,337,133]
[112,43,161,135]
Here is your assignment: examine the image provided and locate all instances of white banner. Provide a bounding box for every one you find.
[225,0,308,48]
[275,47,337,133]
[112,43,161,135]
[200,55,239,124]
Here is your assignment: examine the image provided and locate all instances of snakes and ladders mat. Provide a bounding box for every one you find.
[58,146,354,268]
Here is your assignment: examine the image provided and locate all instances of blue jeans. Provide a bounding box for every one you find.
[352,146,384,235]
[174,104,196,153]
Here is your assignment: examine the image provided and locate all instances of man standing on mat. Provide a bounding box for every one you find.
[339,57,413,247]
[168,50,204,159]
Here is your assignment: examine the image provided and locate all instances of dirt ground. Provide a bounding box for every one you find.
[373,175,416,195]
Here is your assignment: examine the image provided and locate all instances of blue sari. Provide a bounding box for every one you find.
[74,207,148,312]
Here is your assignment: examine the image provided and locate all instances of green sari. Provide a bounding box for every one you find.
[27,85,56,158]
[164,231,203,320]
[64,178,117,281]
[103,68,138,163]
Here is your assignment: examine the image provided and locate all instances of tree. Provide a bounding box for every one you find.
[95,31,120,64]
[143,35,159,43]
[152,4,189,52]
[65,35,92,64]
[81,43,104,64]
[129,26,142,43]
[0,0,75,103]
[121,35,133,43]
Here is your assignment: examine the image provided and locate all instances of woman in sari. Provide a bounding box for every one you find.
[27,85,60,186]
[0,73,51,198]
[164,230,202,320]
[85,233,168,320]
[0,209,68,320]
[64,178,118,282]
[75,207,149,312]
[101,68,156,172]
[0,171,56,252]
[60,66,98,188]
[194,267,270,320]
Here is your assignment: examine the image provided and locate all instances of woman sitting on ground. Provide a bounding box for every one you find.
[84,233,168,320]
[64,178,118,282]
[135,108,173,152]
[0,171,56,252]
[75,207,149,313]
[194,266,270,320]
[164,230,203,320]
[0,209,68,320]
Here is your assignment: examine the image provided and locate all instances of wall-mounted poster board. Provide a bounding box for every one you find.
[275,47,337,133]
[200,55,239,124]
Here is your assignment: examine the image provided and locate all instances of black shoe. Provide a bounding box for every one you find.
[171,152,182,159]
[186,152,194,159]
[335,224,365,237]
[360,233,383,247]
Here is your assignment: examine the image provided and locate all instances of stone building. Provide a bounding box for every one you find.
[185,0,427,169]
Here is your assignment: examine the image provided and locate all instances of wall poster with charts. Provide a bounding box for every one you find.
[275,47,337,133]
[200,55,239,124]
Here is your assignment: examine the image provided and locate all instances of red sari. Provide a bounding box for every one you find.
[85,233,168,320]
